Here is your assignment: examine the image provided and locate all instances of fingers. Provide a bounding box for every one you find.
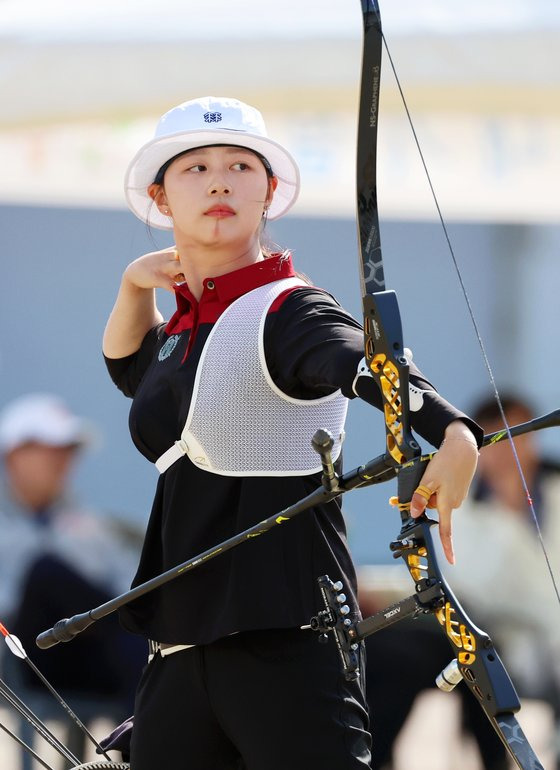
[407,433,478,565]
[411,479,455,565]
[410,489,428,518]
[437,502,455,565]
[169,249,185,286]
[126,248,186,292]
[410,483,437,518]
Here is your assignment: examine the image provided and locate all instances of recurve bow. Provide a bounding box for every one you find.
[312,3,547,767]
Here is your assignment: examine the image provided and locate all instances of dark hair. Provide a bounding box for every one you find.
[153,144,274,185]
[470,392,535,425]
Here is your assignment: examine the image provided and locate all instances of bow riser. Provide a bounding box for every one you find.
[404,524,544,769]
[397,518,521,716]
[363,291,420,472]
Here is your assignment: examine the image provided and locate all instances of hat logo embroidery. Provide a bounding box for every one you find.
[158,335,180,362]
[204,111,222,123]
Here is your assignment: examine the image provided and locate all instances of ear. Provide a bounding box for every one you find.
[266,176,279,206]
[148,183,169,214]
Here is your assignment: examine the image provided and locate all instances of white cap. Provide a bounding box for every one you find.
[0,394,93,454]
[124,96,301,229]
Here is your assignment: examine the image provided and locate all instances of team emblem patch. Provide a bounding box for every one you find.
[204,111,222,123]
[158,335,180,362]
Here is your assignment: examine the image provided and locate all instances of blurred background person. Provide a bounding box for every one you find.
[0,393,145,764]
[361,392,560,770]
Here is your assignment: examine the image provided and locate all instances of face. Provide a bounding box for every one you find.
[4,442,79,511]
[477,405,538,481]
[149,145,277,251]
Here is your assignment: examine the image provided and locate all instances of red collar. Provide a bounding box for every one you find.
[165,252,296,334]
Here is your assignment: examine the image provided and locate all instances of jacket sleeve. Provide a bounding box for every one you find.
[265,287,483,449]
[103,324,166,398]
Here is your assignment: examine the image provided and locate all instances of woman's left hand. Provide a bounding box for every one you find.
[409,420,479,565]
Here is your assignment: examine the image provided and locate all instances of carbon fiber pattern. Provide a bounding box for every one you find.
[493,714,545,770]
[357,0,384,296]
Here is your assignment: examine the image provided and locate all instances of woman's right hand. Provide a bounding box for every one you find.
[123,247,185,292]
[103,248,182,358]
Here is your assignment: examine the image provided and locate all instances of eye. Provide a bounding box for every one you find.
[232,162,250,171]
[187,163,207,173]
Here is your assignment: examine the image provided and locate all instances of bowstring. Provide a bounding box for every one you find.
[379,31,560,606]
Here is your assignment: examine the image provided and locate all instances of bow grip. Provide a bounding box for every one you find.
[396,459,426,522]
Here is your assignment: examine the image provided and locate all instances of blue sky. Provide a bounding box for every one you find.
[1,0,559,41]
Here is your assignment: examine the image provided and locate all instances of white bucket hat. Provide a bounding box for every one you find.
[0,394,94,454]
[124,96,301,230]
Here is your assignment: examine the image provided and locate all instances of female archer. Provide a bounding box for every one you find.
[103,95,480,769]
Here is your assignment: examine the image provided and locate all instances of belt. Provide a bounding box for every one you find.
[148,640,195,661]
[149,626,314,662]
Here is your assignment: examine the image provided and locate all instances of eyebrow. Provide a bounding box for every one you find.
[153,145,263,184]
[185,146,257,157]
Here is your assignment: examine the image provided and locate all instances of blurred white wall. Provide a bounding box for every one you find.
[0,1,558,222]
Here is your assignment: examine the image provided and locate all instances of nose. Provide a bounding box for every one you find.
[208,176,231,196]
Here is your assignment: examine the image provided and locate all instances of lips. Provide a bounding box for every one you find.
[204,205,235,217]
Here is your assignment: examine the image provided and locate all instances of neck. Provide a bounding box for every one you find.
[174,238,264,301]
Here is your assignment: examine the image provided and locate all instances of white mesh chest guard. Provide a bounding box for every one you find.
[155,277,348,476]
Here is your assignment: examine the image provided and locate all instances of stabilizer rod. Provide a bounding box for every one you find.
[36,410,560,649]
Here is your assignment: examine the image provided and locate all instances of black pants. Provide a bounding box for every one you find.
[130,627,372,770]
